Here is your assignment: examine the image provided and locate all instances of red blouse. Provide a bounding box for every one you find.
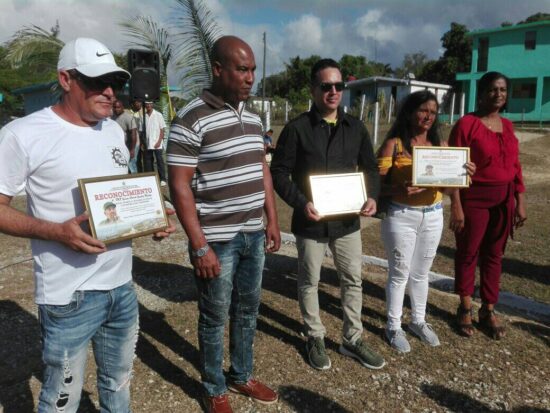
[449,114,525,193]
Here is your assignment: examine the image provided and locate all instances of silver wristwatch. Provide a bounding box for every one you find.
[192,244,210,258]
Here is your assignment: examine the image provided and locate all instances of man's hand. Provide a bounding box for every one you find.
[58,213,106,253]
[265,221,281,253]
[129,149,135,159]
[304,202,322,221]
[192,248,221,279]
[152,208,177,241]
[359,198,377,217]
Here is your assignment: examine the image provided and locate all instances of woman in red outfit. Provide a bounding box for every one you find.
[449,71,527,340]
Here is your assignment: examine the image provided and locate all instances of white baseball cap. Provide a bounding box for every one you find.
[57,37,130,79]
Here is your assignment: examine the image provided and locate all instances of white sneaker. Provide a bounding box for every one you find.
[385,328,411,353]
[160,181,167,187]
[409,322,440,347]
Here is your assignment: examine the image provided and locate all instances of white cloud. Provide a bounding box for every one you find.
[283,14,323,55]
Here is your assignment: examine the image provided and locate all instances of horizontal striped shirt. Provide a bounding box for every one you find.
[167,90,265,242]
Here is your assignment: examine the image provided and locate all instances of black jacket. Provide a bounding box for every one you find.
[271,106,380,239]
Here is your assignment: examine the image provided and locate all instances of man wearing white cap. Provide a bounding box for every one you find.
[0,37,174,412]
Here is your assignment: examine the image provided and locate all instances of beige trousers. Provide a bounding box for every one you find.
[296,230,364,345]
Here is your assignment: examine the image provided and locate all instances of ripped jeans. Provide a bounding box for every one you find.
[381,203,443,330]
[38,281,139,413]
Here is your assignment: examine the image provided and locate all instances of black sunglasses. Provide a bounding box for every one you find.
[318,81,345,92]
[70,70,128,92]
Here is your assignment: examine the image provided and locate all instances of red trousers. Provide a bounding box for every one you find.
[454,183,514,304]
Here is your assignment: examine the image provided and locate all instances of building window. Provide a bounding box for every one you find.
[525,31,536,50]
[477,37,489,72]
[512,82,537,99]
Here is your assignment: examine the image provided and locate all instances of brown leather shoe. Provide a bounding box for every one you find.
[202,393,233,413]
[228,379,278,405]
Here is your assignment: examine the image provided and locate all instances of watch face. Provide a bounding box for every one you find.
[196,248,207,257]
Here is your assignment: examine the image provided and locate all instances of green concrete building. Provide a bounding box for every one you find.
[456,20,550,122]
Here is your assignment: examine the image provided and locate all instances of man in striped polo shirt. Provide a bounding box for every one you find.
[167,36,281,413]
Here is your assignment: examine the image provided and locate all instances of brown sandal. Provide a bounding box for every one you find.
[478,307,506,340]
[456,305,474,337]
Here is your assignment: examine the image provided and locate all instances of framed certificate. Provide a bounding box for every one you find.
[78,172,168,244]
[412,146,470,188]
[309,172,367,216]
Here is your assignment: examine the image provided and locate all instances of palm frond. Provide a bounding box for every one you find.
[171,0,222,98]
[4,25,63,74]
[120,15,172,76]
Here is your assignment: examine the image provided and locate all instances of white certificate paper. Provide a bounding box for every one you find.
[309,173,367,216]
[79,172,168,244]
[412,146,470,188]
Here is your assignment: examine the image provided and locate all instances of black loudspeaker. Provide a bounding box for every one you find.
[127,49,160,101]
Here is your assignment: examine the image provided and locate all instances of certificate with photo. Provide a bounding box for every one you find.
[412,146,470,188]
[78,172,168,244]
[309,172,367,216]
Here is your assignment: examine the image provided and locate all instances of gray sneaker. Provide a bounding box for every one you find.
[306,337,331,370]
[339,339,385,369]
[385,328,411,353]
[409,322,440,347]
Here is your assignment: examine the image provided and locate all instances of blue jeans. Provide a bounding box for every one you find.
[128,143,140,174]
[38,281,139,413]
[194,230,265,396]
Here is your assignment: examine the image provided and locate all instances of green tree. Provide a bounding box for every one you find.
[418,22,472,86]
[395,52,429,79]
[519,12,550,24]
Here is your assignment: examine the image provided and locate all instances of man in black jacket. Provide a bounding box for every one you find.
[271,58,384,371]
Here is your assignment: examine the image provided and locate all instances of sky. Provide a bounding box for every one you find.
[1,0,549,86]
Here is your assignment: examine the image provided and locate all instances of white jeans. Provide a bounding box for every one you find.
[381,202,443,330]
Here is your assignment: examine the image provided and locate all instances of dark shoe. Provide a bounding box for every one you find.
[339,339,385,369]
[478,307,506,340]
[456,304,474,337]
[306,337,331,370]
[228,379,278,405]
[202,393,233,413]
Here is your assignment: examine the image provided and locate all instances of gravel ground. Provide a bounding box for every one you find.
[0,225,549,412]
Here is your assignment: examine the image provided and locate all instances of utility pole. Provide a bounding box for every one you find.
[262,32,266,125]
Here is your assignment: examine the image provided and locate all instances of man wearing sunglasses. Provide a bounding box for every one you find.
[271,58,384,372]
[0,37,174,412]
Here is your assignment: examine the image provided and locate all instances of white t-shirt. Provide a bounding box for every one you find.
[0,107,133,305]
[145,109,166,149]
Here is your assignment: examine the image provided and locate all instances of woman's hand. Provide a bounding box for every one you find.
[402,181,426,196]
[465,161,476,177]
[514,193,527,229]
[450,202,465,233]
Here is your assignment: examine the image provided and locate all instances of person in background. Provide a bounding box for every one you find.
[167,35,280,413]
[271,58,385,371]
[143,101,167,186]
[130,99,144,172]
[263,129,274,153]
[449,71,526,340]
[0,37,174,413]
[377,90,475,353]
[112,99,138,173]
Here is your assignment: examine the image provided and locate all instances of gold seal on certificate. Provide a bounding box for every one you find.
[412,147,470,188]
[78,172,168,244]
[309,172,367,216]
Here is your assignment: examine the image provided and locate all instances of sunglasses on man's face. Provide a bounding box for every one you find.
[318,82,345,92]
[71,71,128,92]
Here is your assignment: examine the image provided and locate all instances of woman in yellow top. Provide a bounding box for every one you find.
[377,90,474,353]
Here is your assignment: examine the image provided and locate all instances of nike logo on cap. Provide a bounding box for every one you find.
[96,51,109,57]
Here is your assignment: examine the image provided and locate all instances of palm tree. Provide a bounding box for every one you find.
[121,0,221,120]
[171,0,221,98]
[3,24,64,80]
[120,15,176,118]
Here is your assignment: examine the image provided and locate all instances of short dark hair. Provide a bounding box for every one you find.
[310,58,340,84]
